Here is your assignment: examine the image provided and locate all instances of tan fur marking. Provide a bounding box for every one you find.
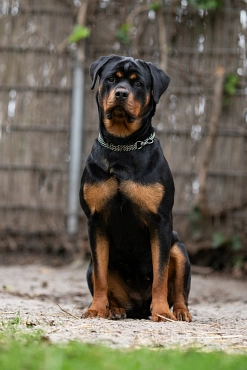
[121,181,165,214]
[83,178,118,214]
[169,244,192,321]
[145,93,150,105]
[169,244,186,301]
[129,93,142,117]
[102,90,142,137]
[83,234,109,318]
[104,118,141,137]
[102,91,115,113]
[107,271,133,311]
[170,244,185,269]
[150,232,174,321]
[98,84,102,94]
[94,234,109,286]
[129,73,137,79]
[116,71,123,78]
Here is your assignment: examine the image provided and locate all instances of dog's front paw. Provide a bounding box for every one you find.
[82,308,107,319]
[173,308,192,322]
[107,308,127,320]
[152,311,177,322]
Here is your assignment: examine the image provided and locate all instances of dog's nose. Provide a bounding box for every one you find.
[115,88,129,100]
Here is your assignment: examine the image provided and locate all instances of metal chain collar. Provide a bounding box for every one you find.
[98,132,155,152]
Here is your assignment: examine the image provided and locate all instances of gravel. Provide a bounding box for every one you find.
[0,262,247,353]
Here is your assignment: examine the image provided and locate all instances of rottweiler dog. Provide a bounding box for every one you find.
[80,55,192,322]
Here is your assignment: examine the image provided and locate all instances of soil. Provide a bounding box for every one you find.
[0,262,247,354]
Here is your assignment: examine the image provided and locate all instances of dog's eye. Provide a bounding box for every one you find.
[135,81,142,87]
[108,77,115,83]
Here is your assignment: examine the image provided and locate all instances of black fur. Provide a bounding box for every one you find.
[80,55,191,322]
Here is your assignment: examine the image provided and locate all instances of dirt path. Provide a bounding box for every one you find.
[0,263,247,353]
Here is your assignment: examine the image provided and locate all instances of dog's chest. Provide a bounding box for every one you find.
[83,176,165,215]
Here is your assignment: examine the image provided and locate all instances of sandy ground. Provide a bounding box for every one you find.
[0,262,247,353]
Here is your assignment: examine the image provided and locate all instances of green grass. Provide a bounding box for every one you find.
[0,317,246,370]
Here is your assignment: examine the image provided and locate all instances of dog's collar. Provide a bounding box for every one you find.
[98,132,155,152]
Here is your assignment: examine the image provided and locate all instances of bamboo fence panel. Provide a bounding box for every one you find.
[0,0,246,250]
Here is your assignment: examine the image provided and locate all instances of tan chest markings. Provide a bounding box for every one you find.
[84,178,165,215]
[121,180,165,214]
[83,178,118,214]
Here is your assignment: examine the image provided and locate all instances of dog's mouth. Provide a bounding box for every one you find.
[112,105,128,118]
[106,106,136,123]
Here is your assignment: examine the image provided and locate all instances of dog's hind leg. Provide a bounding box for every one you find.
[106,271,129,320]
[168,234,192,322]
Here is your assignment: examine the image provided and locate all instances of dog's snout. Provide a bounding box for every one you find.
[115,88,129,100]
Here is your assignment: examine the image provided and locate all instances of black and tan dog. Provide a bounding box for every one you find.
[80,55,192,322]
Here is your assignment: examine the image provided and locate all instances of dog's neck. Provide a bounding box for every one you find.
[98,131,156,152]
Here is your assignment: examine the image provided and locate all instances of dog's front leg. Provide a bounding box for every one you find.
[82,227,109,319]
[150,223,177,322]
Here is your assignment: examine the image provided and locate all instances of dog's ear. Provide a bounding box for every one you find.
[147,62,170,104]
[90,55,118,90]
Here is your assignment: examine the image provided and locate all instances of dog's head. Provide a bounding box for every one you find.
[90,55,170,137]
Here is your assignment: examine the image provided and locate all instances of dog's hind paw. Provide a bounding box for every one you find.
[107,308,127,320]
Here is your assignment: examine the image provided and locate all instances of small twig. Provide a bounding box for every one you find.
[56,303,80,320]
[0,311,16,315]
[156,313,177,322]
[126,4,150,26]
[218,334,243,338]
[157,10,168,71]
[57,0,90,59]
[194,334,243,339]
